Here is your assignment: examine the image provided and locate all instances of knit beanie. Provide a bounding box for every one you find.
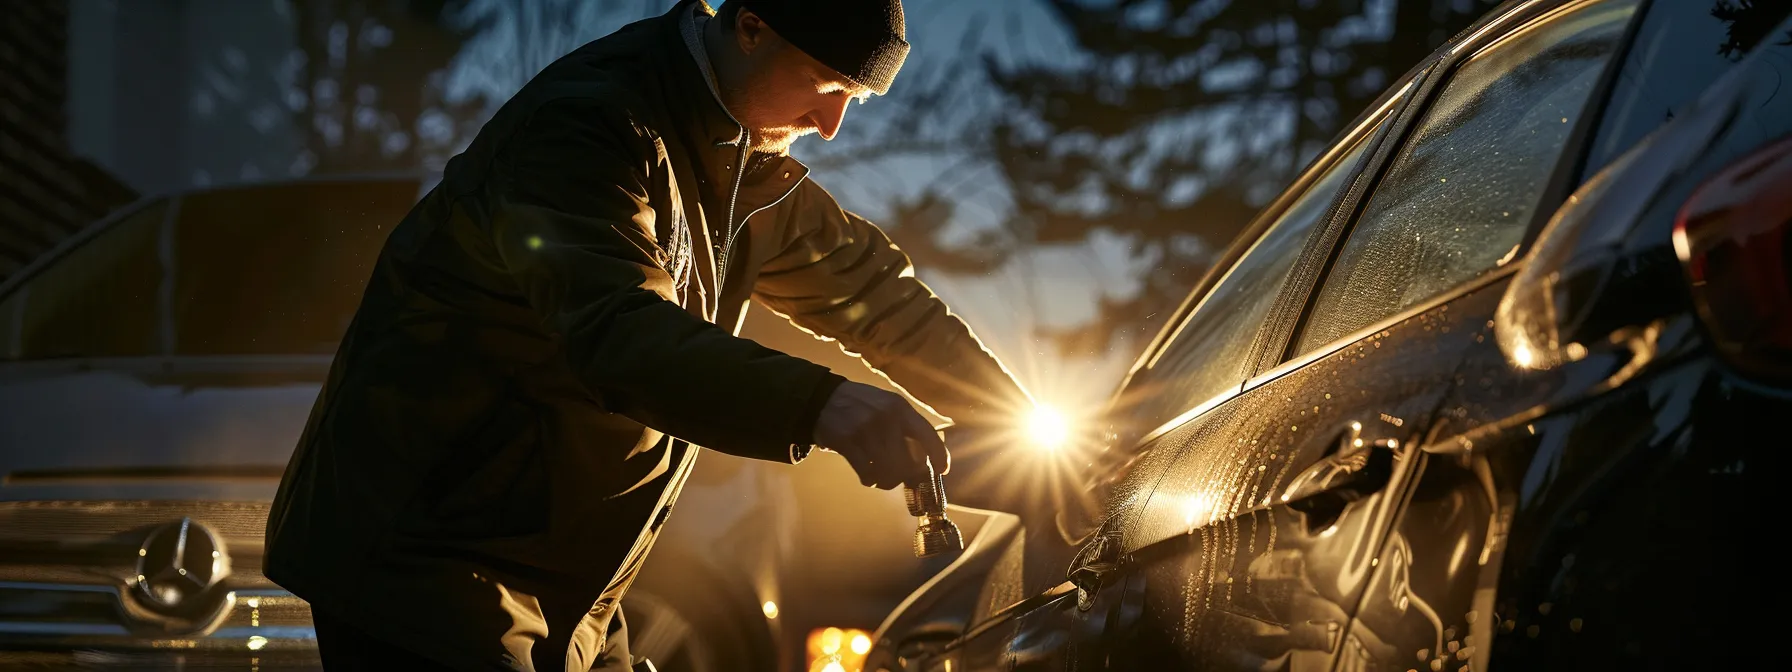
[734,0,910,95]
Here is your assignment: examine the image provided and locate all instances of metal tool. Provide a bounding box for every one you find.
[905,457,963,558]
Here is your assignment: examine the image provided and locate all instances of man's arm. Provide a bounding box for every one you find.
[752,178,1033,428]
[489,96,843,462]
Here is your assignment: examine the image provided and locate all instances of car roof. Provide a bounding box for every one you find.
[0,172,435,299]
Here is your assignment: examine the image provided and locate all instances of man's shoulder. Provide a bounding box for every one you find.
[446,24,679,186]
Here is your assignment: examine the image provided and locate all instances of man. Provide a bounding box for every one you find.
[264,0,1031,670]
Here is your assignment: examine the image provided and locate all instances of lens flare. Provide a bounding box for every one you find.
[1026,405,1070,450]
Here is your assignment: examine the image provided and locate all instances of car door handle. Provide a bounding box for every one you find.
[1280,422,1398,529]
[1066,528,1123,611]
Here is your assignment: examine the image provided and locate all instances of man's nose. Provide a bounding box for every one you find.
[815,97,851,141]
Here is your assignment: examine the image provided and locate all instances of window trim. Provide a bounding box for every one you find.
[1116,0,1619,448]
[1267,0,1641,368]
[1249,263,1523,394]
[1141,96,1404,373]
[1112,71,1431,394]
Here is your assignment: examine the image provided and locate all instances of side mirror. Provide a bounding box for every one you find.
[1494,71,1744,371]
[1498,47,1763,374]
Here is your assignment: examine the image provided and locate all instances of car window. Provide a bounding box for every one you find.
[1119,126,1381,436]
[1292,0,1636,355]
[0,199,170,360]
[168,180,416,355]
[1583,0,1792,178]
[0,180,419,360]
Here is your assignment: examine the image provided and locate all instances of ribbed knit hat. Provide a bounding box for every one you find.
[735,0,910,95]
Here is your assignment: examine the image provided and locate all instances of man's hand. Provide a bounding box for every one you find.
[813,381,950,490]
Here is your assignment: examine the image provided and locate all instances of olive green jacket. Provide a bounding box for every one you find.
[265,1,1024,666]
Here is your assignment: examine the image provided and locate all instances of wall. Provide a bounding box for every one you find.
[0,0,136,281]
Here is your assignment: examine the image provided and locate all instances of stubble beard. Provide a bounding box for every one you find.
[749,125,815,155]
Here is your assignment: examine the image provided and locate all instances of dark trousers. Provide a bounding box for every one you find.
[312,603,636,672]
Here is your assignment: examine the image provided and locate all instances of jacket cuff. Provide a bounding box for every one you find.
[791,373,847,458]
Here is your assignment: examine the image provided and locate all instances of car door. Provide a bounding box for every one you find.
[934,75,1416,672]
[1087,0,1639,669]
[1347,2,1792,671]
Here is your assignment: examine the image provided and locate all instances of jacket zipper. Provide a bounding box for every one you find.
[717,127,751,296]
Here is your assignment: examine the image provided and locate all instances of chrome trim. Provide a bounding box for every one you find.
[871,507,1022,644]
[0,623,131,636]
[1134,382,1246,446]
[1451,0,1549,56]
[951,582,1079,648]
[0,581,314,644]
[0,581,114,592]
[1248,265,1522,392]
[1133,265,1522,446]
[1138,81,1417,376]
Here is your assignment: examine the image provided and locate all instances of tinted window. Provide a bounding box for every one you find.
[1120,128,1380,435]
[0,180,419,360]
[1294,0,1635,355]
[1584,0,1792,177]
[167,181,415,355]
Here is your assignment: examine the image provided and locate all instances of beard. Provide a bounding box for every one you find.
[749,124,816,154]
[718,84,817,154]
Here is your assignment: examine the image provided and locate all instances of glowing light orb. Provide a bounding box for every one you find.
[1026,405,1070,451]
[1513,343,1534,368]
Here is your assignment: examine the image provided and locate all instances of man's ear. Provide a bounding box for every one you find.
[733,8,774,55]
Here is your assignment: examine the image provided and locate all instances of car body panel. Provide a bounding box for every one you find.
[873,0,1792,670]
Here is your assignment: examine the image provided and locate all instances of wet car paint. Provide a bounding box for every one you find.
[943,272,1522,672]
[870,0,1790,669]
[1347,307,1766,671]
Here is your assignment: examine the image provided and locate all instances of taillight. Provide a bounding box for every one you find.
[1673,134,1792,380]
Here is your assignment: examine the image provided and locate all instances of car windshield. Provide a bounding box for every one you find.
[0,179,424,360]
[1582,0,1792,177]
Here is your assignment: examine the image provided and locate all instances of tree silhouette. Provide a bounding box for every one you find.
[289,0,488,174]
[975,0,1500,356]
[1712,0,1792,60]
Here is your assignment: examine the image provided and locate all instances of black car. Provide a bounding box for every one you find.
[868,0,1790,670]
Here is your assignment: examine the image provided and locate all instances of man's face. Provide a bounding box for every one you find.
[719,11,874,154]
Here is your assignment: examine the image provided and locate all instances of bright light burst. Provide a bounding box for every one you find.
[1026,405,1070,451]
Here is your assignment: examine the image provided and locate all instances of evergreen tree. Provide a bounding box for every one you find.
[981,0,1499,356]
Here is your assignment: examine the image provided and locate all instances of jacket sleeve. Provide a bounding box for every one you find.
[751,178,1033,427]
[488,95,843,462]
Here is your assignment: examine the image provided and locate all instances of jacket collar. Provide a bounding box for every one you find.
[661,1,811,209]
[674,1,748,149]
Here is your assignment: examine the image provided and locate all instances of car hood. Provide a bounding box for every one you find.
[0,358,326,502]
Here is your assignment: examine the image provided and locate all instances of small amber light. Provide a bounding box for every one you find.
[807,627,873,672]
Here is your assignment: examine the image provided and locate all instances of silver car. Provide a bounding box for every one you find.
[0,174,938,671]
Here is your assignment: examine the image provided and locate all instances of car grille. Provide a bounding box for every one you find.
[0,501,319,667]
[0,501,273,541]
